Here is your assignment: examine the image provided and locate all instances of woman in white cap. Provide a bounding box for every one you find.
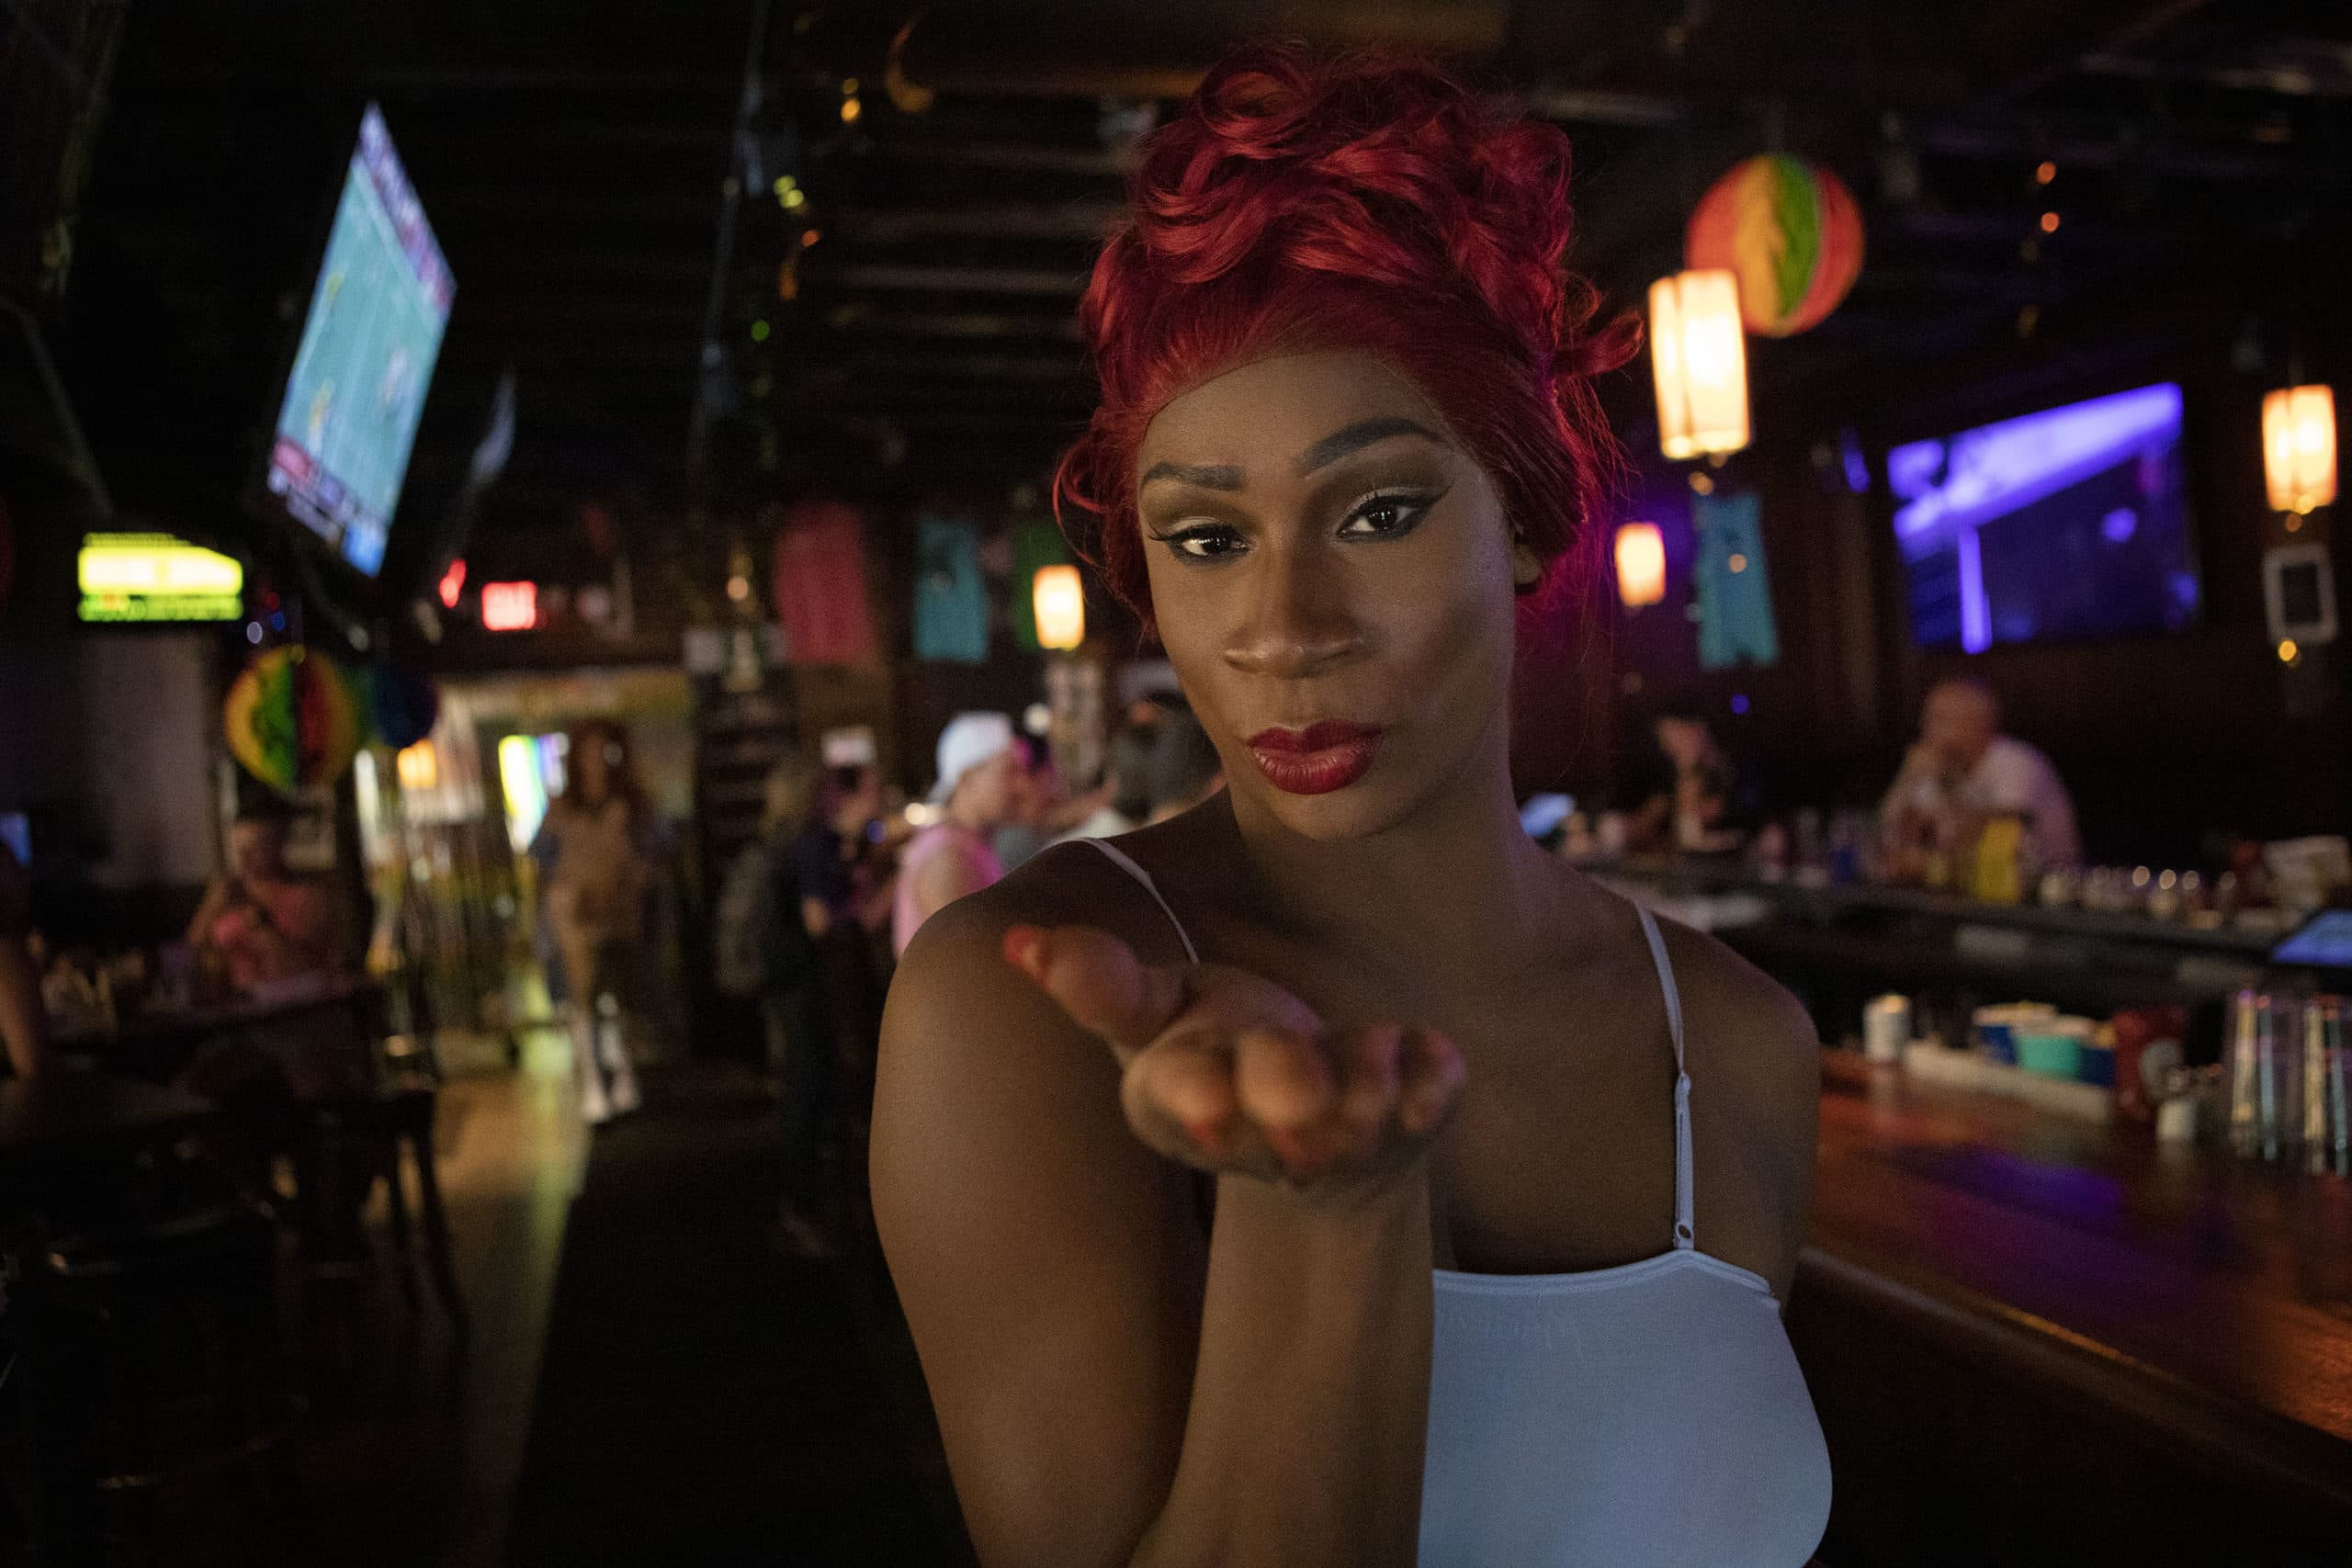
[892,712,1022,956]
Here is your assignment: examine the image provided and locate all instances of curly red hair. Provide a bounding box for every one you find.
[1054,44,1637,632]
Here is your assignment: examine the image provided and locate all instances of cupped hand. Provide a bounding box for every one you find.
[1002,923,1464,1197]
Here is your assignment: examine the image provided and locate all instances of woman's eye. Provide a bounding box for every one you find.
[1337,492,1434,539]
[1152,525,1248,562]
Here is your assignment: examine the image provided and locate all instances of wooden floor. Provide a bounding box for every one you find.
[1,1010,973,1566]
[292,1023,591,1568]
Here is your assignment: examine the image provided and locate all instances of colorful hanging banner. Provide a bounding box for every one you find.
[772,500,879,665]
[1691,490,1779,671]
[913,513,988,663]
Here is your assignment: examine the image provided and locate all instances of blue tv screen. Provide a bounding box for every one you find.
[1887,381,2200,652]
[263,106,453,577]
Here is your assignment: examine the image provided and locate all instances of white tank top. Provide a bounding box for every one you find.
[1080,839,1832,1566]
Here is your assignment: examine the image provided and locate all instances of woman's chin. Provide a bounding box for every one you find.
[1244,775,1418,842]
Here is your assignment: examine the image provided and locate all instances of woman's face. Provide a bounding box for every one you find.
[1135,351,1527,841]
[229,821,287,882]
[952,749,1021,827]
[573,737,613,802]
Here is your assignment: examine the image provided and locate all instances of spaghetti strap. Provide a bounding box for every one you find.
[1079,839,1201,965]
[1634,905,1697,1251]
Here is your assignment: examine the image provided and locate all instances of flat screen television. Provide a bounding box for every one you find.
[260,105,453,578]
[1887,381,2200,653]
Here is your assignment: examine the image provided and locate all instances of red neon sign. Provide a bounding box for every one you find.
[437,558,467,608]
[480,581,538,631]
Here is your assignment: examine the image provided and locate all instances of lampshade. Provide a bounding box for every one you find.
[1614,523,1667,608]
[1649,270,1750,460]
[395,740,439,791]
[2263,384,2336,514]
[1032,564,1085,650]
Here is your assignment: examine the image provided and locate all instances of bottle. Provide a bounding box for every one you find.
[2227,990,2268,1160]
[1975,815,2025,903]
[2304,998,2348,1177]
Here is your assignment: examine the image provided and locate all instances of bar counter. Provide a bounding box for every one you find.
[1789,1053,2352,1567]
[1595,858,2295,1026]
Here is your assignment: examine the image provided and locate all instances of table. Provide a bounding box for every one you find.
[1790,1052,2352,1567]
[51,979,387,1081]
[0,1069,218,1179]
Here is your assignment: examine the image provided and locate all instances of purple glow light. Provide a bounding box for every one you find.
[1958,525,1990,654]
[1890,382,2183,545]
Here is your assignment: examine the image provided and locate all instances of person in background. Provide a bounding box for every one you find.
[1881,677,2081,874]
[537,719,651,1125]
[0,838,50,1077]
[989,739,1056,872]
[892,713,1019,956]
[1054,719,1161,845]
[1143,707,1225,826]
[187,798,347,998]
[998,739,1121,868]
[738,754,843,1258]
[1629,703,1760,855]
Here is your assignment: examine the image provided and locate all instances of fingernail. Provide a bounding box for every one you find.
[1001,926,1046,975]
[1180,1115,1226,1154]
[1263,1125,1313,1169]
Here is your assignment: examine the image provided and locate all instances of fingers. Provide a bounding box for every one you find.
[1003,924,1189,1060]
[1122,1029,1239,1157]
[1397,1027,1465,1135]
[1123,1020,1465,1184]
[1234,1027,1336,1171]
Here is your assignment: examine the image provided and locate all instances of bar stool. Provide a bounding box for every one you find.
[291,1072,468,1333]
[18,1200,312,1562]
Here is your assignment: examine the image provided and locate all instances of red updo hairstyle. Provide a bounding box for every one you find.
[1054,44,1639,636]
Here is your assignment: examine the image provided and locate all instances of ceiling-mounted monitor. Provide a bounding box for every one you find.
[1888,381,2200,652]
[259,105,453,577]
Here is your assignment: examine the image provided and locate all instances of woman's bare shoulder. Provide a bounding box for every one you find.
[887,838,1199,1039]
[1645,911,1820,1106]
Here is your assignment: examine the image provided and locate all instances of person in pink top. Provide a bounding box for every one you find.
[893,713,1021,956]
[187,802,345,998]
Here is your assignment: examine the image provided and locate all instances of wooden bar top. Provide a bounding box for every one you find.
[1801,1052,2352,1475]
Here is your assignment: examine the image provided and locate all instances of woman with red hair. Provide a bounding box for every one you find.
[873,46,1829,1567]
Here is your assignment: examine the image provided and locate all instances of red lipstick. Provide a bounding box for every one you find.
[1246,721,1385,795]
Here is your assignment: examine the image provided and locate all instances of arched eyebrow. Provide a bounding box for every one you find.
[1138,460,1244,491]
[1295,417,1446,477]
[1138,417,1448,492]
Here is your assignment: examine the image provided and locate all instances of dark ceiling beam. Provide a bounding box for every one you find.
[1964,0,2218,113]
[781,409,1082,433]
[888,0,1510,97]
[1510,85,1690,129]
[819,304,1083,341]
[864,141,1131,177]
[1923,122,2342,185]
[828,264,1088,296]
[840,201,1124,243]
[802,351,1089,383]
[2075,47,2352,97]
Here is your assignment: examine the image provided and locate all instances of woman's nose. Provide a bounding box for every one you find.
[1222,545,1363,680]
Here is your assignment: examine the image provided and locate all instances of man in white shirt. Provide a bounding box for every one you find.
[1881,678,2082,872]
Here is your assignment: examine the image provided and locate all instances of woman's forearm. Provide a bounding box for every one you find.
[1132,1168,1434,1568]
[0,937,49,1077]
